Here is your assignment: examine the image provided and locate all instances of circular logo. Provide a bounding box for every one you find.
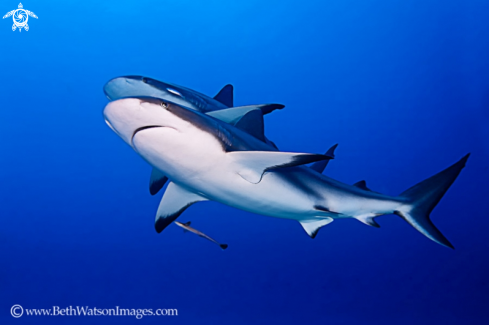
[11,304,23,318]
[13,9,28,27]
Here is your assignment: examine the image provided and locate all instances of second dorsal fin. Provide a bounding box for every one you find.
[310,144,338,174]
[353,180,372,191]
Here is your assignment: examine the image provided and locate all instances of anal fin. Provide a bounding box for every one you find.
[356,215,380,228]
[299,217,334,238]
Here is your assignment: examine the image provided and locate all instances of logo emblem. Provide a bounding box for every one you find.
[3,3,37,32]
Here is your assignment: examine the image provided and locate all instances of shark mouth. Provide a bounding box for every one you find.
[131,125,163,141]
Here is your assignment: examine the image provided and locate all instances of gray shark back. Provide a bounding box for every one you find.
[103,76,230,113]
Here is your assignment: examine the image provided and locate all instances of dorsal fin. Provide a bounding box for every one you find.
[183,221,191,226]
[265,138,278,149]
[213,84,233,107]
[353,180,372,191]
[234,109,266,142]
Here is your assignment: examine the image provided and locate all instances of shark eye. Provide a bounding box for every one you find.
[161,102,169,109]
[142,77,148,83]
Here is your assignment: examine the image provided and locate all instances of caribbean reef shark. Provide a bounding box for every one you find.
[175,221,228,250]
[103,75,284,120]
[103,97,469,249]
[104,75,234,112]
[103,76,285,195]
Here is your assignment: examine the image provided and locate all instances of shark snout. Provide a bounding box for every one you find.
[104,118,116,133]
[103,97,178,147]
[103,76,142,101]
[103,78,124,100]
[103,98,146,145]
[103,84,112,100]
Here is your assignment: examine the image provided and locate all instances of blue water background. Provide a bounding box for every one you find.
[1,0,488,324]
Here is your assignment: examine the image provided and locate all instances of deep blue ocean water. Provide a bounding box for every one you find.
[1,0,488,324]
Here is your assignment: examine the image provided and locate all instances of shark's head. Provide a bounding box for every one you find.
[103,76,204,111]
[103,97,188,147]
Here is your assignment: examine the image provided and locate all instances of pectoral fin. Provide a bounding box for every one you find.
[229,151,333,184]
[299,218,334,238]
[234,109,266,142]
[149,168,168,195]
[206,104,284,124]
[211,107,282,148]
[155,183,207,233]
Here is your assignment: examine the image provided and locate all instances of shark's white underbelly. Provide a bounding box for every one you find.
[132,127,324,221]
[193,170,320,220]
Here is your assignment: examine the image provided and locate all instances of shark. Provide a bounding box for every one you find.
[104,75,235,112]
[103,97,469,249]
[103,75,285,121]
[175,221,228,250]
[103,76,286,195]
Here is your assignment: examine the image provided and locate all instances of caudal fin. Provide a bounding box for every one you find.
[394,154,470,249]
[220,244,228,250]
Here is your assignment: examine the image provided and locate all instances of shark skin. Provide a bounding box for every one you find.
[104,76,285,195]
[103,76,285,118]
[103,76,231,113]
[104,75,228,195]
[103,97,469,248]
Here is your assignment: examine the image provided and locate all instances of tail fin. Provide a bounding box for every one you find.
[220,244,228,250]
[394,154,470,249]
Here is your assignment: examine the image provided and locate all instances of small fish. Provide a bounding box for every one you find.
[175,221,228,250]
